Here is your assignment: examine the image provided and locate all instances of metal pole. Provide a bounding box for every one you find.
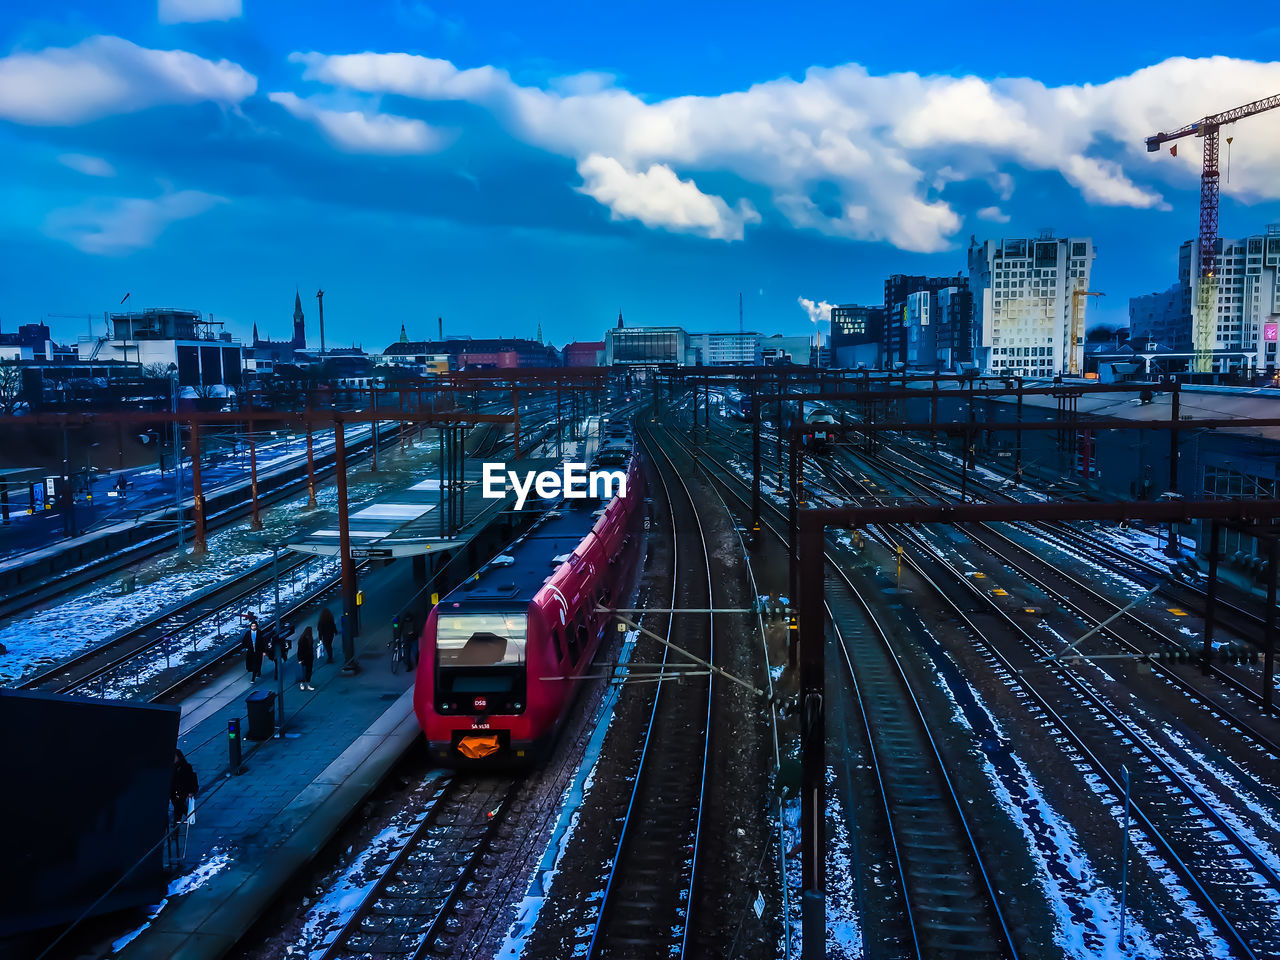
[305,415,317,508]
[1202,521,1219,675]
[438,421,446,539]
[248,423,262,530]
[334,417,359,668]
[1119,764,1131,946]
[273,544,284,736]
[172,376,183,552]
[797,515,826,960]
[1015,376,1024,483]
[776,372,784,491]
[513,388,521,458]
[190,420,206,553]
[1167,383,1181,554]
[751,375,761,543]
[370,386,378,472]
[1265,536,1277,713]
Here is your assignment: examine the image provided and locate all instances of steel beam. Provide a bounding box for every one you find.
[797,513,826,960]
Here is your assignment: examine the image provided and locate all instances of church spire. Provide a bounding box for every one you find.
[399,322,409,344]
[536,321,543,345]
[292,288,306,348]
[617,309,624,329]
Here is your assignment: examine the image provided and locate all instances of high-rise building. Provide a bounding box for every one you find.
[1127,226,1280,375]
[1187,227,1280,374]
[969,232,1095,377]
[883,277,971,369]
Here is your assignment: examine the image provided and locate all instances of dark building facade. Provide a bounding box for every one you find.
[382,337,560,369]
[830,304,884,368]
[883,274,972,368]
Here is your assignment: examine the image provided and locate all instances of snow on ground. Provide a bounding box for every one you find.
[281,782,446,959]
[919,625,1232,959]
[0,439,443,685]
[1103,692,1280,897]
[494,629,639,960]
[825,772,864,960]
[91,556,341,700]
[108,848,232,954]
[781,792,802,958]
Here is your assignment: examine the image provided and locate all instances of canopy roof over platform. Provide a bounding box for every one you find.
[287,458,559,559]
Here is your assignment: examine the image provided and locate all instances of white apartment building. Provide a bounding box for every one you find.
[1185,226,1280,374]
[968,233,1095,377]
[686,331,761,366]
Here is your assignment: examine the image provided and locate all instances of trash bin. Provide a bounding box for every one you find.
[245,689,276,741]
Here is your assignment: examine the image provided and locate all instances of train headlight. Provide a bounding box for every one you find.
[513,701,523,711]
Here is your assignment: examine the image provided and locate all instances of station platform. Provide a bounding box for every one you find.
[114,562,421,960]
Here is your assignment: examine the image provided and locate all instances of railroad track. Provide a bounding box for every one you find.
[669,407,1280,956]
[866,436,1268,640]
[838,444,1277,713]
[819,446,1280,958]
[315,774,519,960]
[826,568,1016,960]
[16,552,321,695]
[891,528,1280,958]
[700,407,1275,715]
[575,419,715,959]
[655,416,1018,958]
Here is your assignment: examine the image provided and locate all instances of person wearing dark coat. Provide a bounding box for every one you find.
[297,626,316,691]
[170,749,199,826]
[241,618,264,681]
[317,607,336,664]
[402,612,417,670]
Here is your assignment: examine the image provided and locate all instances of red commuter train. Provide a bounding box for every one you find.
[414,453,642,763]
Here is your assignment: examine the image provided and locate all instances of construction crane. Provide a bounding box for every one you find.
[1069,286,1104,376]
[1146,92,1280,373]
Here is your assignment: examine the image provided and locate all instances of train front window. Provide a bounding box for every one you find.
[437,613,527,667]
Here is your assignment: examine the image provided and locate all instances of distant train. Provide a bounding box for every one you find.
[780,401,838,452]
[724,388,754,422]
[414,451,642,764]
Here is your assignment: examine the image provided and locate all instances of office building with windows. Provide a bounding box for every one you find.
[883,274,971,368]
[969,232,1095,377]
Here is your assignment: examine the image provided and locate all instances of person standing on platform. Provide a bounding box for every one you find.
[402,612,417,670]
[297,625,316,691]
[317,607,336,664]
[169,749,198,862]
[254,621,273,675]
[171,749,198,824]
[241,617,263,681]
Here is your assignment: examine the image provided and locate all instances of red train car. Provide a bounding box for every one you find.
[414,455,642,764]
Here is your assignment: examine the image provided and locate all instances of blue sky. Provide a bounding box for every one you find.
[2,0,1279,349]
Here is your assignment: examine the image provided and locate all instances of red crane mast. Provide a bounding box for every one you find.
[1146,93,1280,281]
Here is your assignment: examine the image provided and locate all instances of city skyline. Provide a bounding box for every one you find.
[2,1,1280,347]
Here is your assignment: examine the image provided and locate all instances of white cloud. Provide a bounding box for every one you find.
[282,51,1280,250]
[58,153,117,177]
[159,0,242,24]
[44,190,225,255]
[798,297,834,325]
[0,36,255,125]
[576,155,759,241]
[977,205,1011,223]
[268,92,450,154]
